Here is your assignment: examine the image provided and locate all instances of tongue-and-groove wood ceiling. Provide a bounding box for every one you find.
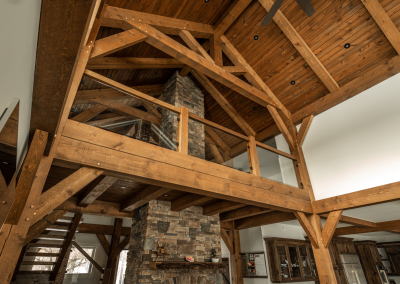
[80,0,399,138]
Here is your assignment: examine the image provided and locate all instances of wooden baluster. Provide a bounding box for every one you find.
[247,136,260,176]
[177,106,189,155]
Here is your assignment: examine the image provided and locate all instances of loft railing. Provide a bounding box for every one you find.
[77,70,299,188]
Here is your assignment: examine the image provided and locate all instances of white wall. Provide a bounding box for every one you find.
[0,0,42,166]
[299,73,400,200]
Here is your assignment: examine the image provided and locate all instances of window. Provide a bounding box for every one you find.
[31,247,60,271]
[115,250,128,284]
[66,247,95,274]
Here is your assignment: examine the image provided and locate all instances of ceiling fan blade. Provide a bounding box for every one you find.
[262,0,286,26]
[295,0,315,17]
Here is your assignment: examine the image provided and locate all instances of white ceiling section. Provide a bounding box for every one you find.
[0,0,42,166]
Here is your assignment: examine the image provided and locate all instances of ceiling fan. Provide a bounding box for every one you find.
[262,0,315,26]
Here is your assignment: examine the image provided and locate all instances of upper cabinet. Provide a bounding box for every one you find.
[264,238,318,283]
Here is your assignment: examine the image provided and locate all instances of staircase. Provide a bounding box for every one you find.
[12,215,83,283]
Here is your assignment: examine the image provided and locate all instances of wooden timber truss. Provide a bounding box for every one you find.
[1,0,400,283]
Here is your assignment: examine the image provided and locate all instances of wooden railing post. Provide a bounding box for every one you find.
[247,136,260,176]
[177,106,189,155]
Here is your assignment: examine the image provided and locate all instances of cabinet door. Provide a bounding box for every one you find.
[335,268,348,284]
[329,242,341,268]
[307,247,319,278]
[276,245,290,280]
[388,253,400,274]
[299,245,312,279]
[288,246,303,280]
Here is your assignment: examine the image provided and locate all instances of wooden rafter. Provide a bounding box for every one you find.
[120,185,170,212]
[320,214,377,228]
[209,143,225,164]
[220,206,273,222]
[294,212,319,248]
[90,98,161,125]
[127,21,289,118]
[58,197,134,219]
[102,6,215,39]
[90,29,147,59]
[87,57,185,69]
[191,70,256,136]
[77,176,118,207]
[335,220,400,235]
[171,194,213,211]
[0,174,15,231]
[220,228,234,254]
[73,241,104,273]
[105,218,123,283]
[258,0,339,93]
[97,234,111,255]
[177,106,189,155]
[31,167,104,224]
[267,106,295,151]
[74,84,164,104]
[71,104,107,123]
[361,0,400,55]
[179,30,214,62]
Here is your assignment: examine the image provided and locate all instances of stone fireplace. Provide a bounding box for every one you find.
[124,200,223,284]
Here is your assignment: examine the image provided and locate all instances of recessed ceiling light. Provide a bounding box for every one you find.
[2,161,8,165]
[253,107,257,110]
[254,35,259,40]
[225,126,228,128]
[344,43,351,49]
[164,194,169,197]
[80,80,85,84]
[120,186,127,189]
[205,0,209,2]
[291,81,296,85]
[153,73,157,76]
[107,75,112,78]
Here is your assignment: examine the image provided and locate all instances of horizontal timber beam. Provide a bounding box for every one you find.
[220,206,273,222]
[57,120,313,213]
[312,180,400,214]
[103,6,215,39]
[78,223,131,235]
[334,220,400,236]
[57,197,134,219]
[75,84,164,103]
[320,214,377,228]
[234,211,296,230]
[87,57,185,69]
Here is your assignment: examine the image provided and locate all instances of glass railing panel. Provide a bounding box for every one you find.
[256,138,299,188]
[188,116,249,171]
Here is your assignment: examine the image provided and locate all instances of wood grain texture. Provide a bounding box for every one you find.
[106,218,123,283]
[97,234,110,255]
[24,210,67,246]
[0,174,16,231]
[297,115,313,147]
[77,176,118,207]
[294,212,319,248]
[90,29,147,59]
[71,104,107,123]
[87,57,185,69]
[73,241,104,273]
[121,185,170,212]
[235,211,295,230]
[6,130,48,225]
[149,261,225,269]
[219,206,273,222]
[258,0,339,93]
[57,197,133,219]
[221,228,234,254]
[247,136,261,176]
[361,0,400,54]
[32,167,104,224]
[171,194,213,211]
[177,106,189,155]
[203,200,246,215]
[335,220,400,235]
[321,210,343,248]
[320,214,377,228]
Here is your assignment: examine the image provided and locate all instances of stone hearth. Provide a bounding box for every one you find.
[124,200,223,284]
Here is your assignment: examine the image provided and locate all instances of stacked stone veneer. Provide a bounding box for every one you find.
[159,71,205,159]
[124,200,223,284]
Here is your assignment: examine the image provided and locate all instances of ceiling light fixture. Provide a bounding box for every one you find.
[253,107,257,110]
[120,186,127,189]
[164,194,169,197]
[153,73,157,76]
[344,43,351,49]
[254,35,259,40]
[205,0,209,2]
[291,81,296,85]
[107,75,112,78]
[2,161,8,165]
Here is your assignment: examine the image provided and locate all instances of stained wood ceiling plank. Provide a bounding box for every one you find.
[214,0,253,35]
[102,6,215,39]
[361,0,400,55]
[258,0,339,93]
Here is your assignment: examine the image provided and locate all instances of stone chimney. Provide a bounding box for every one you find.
[158,71,205,159]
